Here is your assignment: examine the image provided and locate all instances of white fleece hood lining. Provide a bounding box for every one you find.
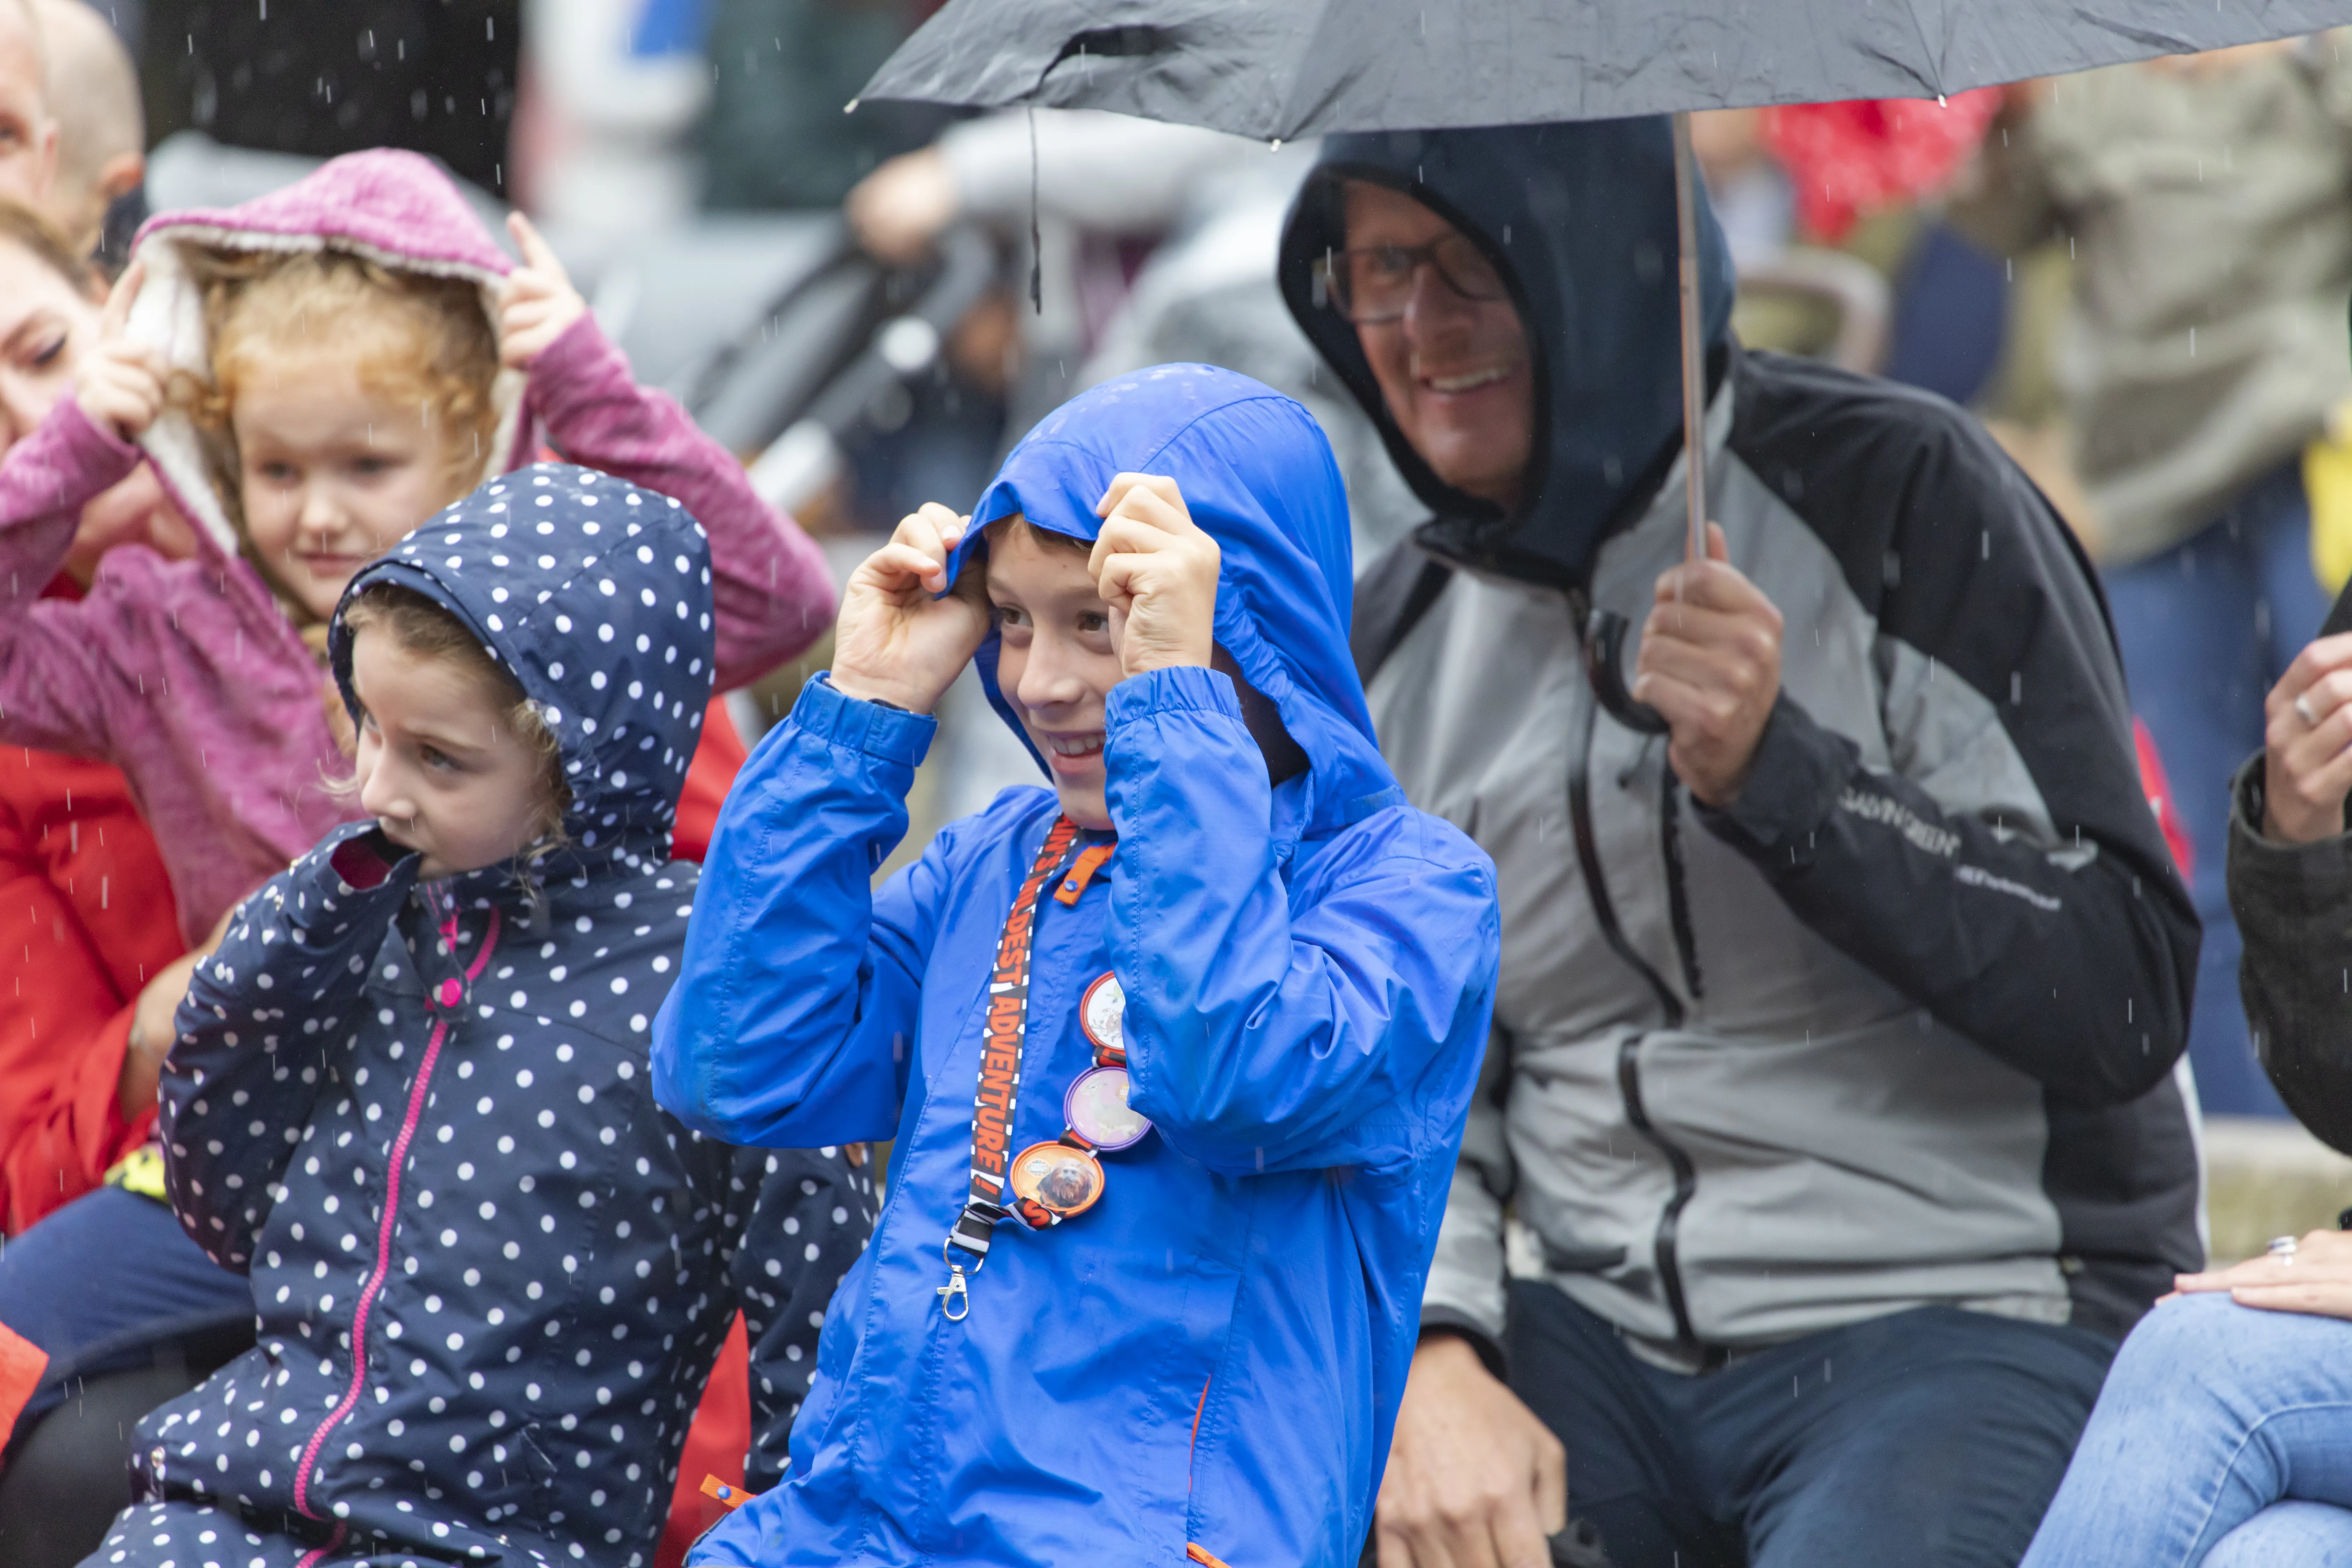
[124,223,531,562]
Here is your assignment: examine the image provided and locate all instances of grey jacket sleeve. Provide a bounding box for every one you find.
[2228,758,2352,1154]
[1418,1027,1513,1368]
[1702,355,2200,1108]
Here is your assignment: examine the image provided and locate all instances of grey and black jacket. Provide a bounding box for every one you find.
[1281,120,2204,1365]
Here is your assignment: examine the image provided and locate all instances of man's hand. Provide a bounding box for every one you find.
[1373,1334,1567,1568]
[2261,632,2352,843]
[847,147,959,265]
[1630,523,1784,808]
[1090,474,1220,678]
[74,260,164,441]
[830,503,990,714]
[2174,1229,2352,1320]
[498,212,589,370]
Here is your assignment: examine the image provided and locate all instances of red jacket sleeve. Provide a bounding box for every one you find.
[0,747,185,1233]
[673,698,750,867]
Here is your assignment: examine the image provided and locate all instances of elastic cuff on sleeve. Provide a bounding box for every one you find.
[796,673,938,767]
[523,311,622,421]
[58,396,142,466]
[1697,694,1849,857]
[1419,1312,1508,1380]
[1104,664,1241,727]
[2227,753,2352,919]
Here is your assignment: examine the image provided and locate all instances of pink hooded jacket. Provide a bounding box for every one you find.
[0,150,835,946]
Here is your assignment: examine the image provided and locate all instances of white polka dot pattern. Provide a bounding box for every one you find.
[136,464,874,1567]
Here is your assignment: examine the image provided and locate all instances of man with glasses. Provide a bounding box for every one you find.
[1278,118,2202,1568]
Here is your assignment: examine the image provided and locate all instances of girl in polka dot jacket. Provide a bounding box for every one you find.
[101,466,871,1568]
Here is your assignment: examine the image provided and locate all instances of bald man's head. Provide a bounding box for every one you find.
[0,0,58,216]
[32,0,135,254]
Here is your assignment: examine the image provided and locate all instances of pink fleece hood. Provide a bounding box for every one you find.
[122,148,536,558]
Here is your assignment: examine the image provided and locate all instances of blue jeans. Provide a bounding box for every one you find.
[1508,1282,2118,1567]
[2021,1292,2352,1566]
[0,1185,251,1443]
[2104,461,2331,1117]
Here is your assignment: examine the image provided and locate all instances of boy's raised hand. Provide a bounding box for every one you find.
[1092,474,1220,678]
[74,260,165,441]
[832,503,990,714]
[499,212,589,370]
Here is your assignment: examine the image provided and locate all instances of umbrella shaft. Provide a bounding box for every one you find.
[1672,112,1708,567]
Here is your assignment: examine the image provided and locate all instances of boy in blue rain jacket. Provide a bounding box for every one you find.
[653,365,1501,1568]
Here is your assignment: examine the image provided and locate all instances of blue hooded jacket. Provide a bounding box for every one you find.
[134,465,872,1568]
[654,366,1501,1568]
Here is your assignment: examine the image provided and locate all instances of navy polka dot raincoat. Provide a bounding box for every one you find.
[112,467,871,1568]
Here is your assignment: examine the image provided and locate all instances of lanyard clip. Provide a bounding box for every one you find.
[937,1264,971,1321]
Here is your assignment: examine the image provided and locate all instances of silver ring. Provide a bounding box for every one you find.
[2270,1234,2300,1263]
[2296,694,2320,727]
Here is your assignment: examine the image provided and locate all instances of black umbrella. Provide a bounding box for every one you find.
[859,0,2352,571]
[858,1,2352,142]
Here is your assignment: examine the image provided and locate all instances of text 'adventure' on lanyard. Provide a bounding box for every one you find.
[937,816,1141,1321]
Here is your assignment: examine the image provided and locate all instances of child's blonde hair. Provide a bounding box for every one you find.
[172,248,501,566]
[337,583,569,849]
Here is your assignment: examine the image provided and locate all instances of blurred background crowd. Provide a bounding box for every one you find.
[11,2,2352,1554]
[15,5,2352,1147]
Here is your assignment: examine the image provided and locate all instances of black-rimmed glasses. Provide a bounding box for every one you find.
[1312,235,1508,323]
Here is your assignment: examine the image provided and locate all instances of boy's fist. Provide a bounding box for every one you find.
[76,261,165,440]
[831,503,990,715]
[499,212,589,370]
[1091,474,1220,678]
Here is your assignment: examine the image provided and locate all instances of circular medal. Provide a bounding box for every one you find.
[1009,1141,1105,1218]
[1081,972,1125,1055]
[1064,1065,1151,1152]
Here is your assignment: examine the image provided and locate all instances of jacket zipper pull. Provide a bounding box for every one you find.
[937,1264,971,1321]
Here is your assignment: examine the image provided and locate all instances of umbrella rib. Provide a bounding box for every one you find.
[1896,0,1950,99]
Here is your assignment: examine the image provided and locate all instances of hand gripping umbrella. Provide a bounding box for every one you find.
[859,0,2352,567]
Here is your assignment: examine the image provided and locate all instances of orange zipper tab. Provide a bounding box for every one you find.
[1054,842,1117,905]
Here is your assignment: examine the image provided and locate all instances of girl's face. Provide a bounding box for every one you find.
[987,523,1127,831]
[234,354,468,621]
[349,625,556,882]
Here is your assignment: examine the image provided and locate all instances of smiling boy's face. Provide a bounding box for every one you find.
[985,519,1126,831]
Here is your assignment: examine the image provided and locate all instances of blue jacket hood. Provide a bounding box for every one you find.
[328,462,719,871]
[1279,118,1735,587]
[948,363,1403,839]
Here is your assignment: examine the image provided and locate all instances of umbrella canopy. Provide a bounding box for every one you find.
[857,0,2352,142]
[857,0,2352,730]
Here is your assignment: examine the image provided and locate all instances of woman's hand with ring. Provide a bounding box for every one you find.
[2263,632,2352,842]
[2172,1228,2352,1320]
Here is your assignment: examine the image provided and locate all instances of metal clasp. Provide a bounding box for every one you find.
[937,1265,970,1321]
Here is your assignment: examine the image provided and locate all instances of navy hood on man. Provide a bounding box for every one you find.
[1280,118,1734,587]
[134,466,870,1568]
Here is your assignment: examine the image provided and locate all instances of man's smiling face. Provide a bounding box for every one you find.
[1343,180,1535,515]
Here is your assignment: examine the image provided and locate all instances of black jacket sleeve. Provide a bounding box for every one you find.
[2228,759,2352,1153]
[735,1143,876,1493]
[163,825,416,1269]
[1699,352,2200,1107]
